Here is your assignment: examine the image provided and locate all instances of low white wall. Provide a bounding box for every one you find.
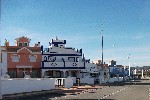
[109,77,123,82]
[80,77,94,84]
[1,78,55,95]
[109,78,117,82]
[64,78,73,88]
[55,78,65,86]
[72,77,76,83]
[55,78,73,88]
[119,77,123,81]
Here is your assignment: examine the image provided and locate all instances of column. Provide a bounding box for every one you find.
[63,70,66,78]
[30,68,32,77]
[53,70,56,78]
[41,69,45,78]
[77,71,80,78]
[142,69,144,78]
[68,70,71,77]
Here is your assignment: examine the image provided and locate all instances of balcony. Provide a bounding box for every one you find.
[43,62,85,69]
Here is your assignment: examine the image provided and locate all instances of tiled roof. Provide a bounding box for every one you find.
[6,46,41,52]
[15,36,31,41]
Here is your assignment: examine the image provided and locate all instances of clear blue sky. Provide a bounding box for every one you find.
[1,0,150,67]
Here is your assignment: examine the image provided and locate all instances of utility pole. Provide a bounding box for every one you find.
[128,54,131,78]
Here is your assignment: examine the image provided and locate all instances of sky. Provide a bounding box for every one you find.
[1,0,150,67]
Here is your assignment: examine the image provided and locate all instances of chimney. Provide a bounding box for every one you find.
[34,43,38,47]
[34,42,41,47]
[38,42,40,47]
[4,39,9,46]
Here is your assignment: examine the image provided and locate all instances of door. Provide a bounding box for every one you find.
[18,68,24,78]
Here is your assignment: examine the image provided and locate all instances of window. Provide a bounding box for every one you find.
[30,55,36,62]
[18,42,23,46]
[24,43,28,46]
[12,55,19,62]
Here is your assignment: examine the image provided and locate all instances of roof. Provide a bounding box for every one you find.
[15,36,31,42]
[6,46,41,52]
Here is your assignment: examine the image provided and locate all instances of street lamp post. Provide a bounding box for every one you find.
[99,24,104,84]
[101,33,103,68]
[129,62,131,77]
[128,54,131,78]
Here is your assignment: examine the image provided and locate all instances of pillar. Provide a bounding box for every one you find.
[142,69,144,78]
[77,71,80,78]
[68,70,71,77]
[53,70,56,78]
[30,68,32,77]
[63,70,66,78]
[41,69,45,78]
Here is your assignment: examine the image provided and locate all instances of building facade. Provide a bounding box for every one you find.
[41,38,98,78]
[5,36,41,78]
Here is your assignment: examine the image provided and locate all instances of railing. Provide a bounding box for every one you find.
[44,62,64,67]
[65,62,84,67]
[43,62,84,68]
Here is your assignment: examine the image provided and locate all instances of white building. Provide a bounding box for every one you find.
[0,46,7,75]
[41,38,98,83]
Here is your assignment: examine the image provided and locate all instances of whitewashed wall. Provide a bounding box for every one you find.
[64,77,73,88]
[71,77,76,83]
[1,52,7,75]
[1,78,55,95]
[80,77,94,84]
[55,78,65,86]
[109,77,123,82]
[54,78,73,88]
[84,63,98,73]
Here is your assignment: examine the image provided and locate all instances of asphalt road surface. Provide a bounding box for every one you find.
[54,79,150,100]
[3,78,150,100]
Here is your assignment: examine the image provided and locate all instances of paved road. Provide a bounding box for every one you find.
[53,79,150,100]
[3,78,150,100]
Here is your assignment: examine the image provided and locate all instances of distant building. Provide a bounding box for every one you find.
[93,60,108,69]
[143,66,150,70]
[1,36,42,78]
[108,60,116,67]
[108,60,124,77]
